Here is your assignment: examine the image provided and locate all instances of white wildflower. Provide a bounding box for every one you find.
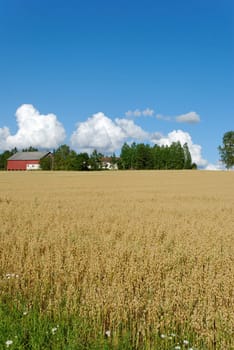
[23,311,28,315]
[105,330,111,337]
[6,340,13,347]
[175,346,181,350]
[51,327,57,334]
[160,334,166,339]
[183,339,189,345]
[5,273,19,279]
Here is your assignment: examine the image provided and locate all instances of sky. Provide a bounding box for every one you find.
[0,0,233,169]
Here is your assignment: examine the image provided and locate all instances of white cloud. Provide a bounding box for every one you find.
[71,113,207,166]
[156,111,200,124]
[142,108,154,116]
[71,113,125,153]
[175,111,200,124]
[149,131,163,141]
[1,105,208,168]
[115,118,148,140]
[125,109,142,117]
[205,162,225,171]
[125,108,154,117]
[0,127,10,150]
[0,104,66,150]
[71,112,149,153]
[151,129,207,167]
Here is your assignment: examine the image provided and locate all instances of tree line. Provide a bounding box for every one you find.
[0,142,196,170]
[0,131,233,170]
[41,141,197,170]
[119,142,196,170]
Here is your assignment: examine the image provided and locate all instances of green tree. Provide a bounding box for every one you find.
[66,150,79,170]
[174,142,185,169]
[22,146,38,152]
[135,143,153,169]
[183,143,193,169]
[152,145,164,169]
[191,162,197,170]
[135,143,145,169]
[116,142,196,171]
[119,143,132,169]
[218,131,234,169]
[40,155,53,170]
[129,142,136,169]
[11,147,18,154]
[89,149,103,170]
[161,145,170,169]
[0,150,14,170]
[53,144,73,170]
[74,153,90,171]
[167,143,181,169]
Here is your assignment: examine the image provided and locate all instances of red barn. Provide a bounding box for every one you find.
[7,151,51,171]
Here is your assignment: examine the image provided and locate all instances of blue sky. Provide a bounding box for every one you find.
[0,0,233,168]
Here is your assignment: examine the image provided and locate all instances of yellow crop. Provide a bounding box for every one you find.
[0,170,233,348]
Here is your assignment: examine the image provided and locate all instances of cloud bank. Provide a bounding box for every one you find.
[71,112,148,153]
[0,104,209,168]
[0,104,66,150]
[71,112,207,167]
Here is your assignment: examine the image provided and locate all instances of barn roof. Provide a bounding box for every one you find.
[7,151,51,161]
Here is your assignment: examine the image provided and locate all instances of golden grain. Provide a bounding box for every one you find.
[0,170,233,347]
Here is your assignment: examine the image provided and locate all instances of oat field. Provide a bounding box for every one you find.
[0,171,233,349]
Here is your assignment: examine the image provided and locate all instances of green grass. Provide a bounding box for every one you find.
[0,298,108,350]
[0,297,216,350]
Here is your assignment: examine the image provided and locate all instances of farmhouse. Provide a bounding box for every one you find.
[7,151,51,171]
[101,157,119,170]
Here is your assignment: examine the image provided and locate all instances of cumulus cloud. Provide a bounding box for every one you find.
[151,129,207,167]
[176,111,200,124]
[71,113,125,153]
[0,104,66,150]
[1,105,208,167]
[125,108,154,117]
[151,131,164,140]
[115,118,148,140]
[0,127,11,150]
[71,112,149,153]
[71,112,207,166]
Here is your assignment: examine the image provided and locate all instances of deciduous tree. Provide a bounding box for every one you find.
[218,131,234,169]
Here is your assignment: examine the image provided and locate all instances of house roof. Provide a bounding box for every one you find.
[7,151,51,161]
[101,156,120,162]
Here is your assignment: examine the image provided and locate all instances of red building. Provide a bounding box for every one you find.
[7,151,51,171]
